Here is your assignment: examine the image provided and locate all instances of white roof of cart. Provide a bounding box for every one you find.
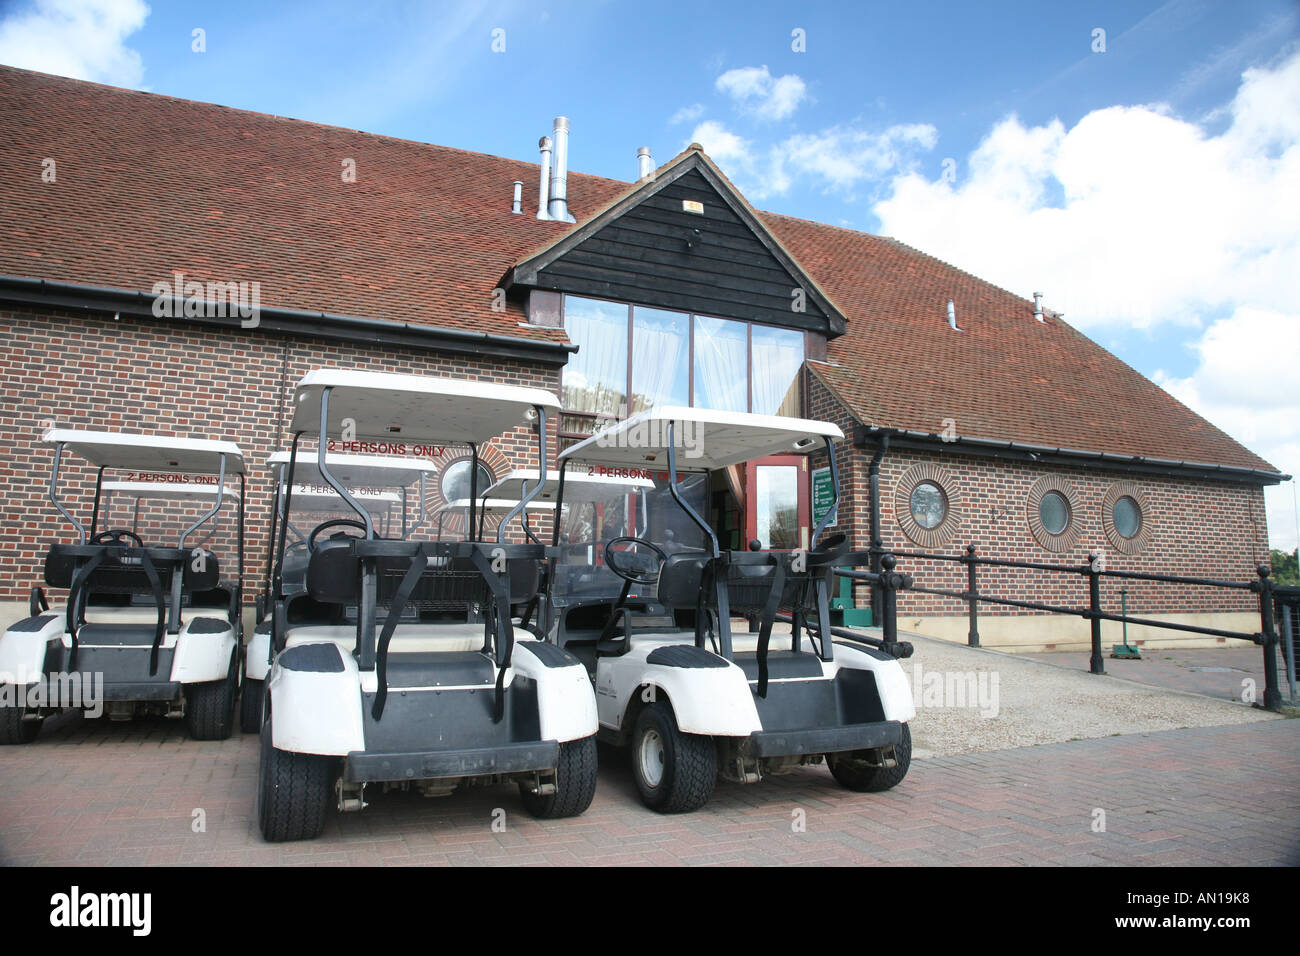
[288,369,561,444]
[266,450,439,484]
[559,407,842,471]
[484,469,653,501]
[437,498,557,514]
[102,481,241,501]
[41,429,246,474]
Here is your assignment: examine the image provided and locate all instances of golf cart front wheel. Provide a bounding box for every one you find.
[185,649,239,740]
[239,678,263,734]
[829,723,912,793]
[631,702,716,813]
[0,690,41,745]
[257,718,334,842]
[518,734,598,819]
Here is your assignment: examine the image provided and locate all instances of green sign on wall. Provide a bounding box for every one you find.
[812,466,837,527]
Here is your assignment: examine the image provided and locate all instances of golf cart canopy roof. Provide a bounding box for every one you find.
[484,469,654,502]
[288,369,562,444]
[41,429,247,475]
[101,481,241,501]
[437,498,557,515]
[287,485,400,513]
[559,407,843,471]
[266,450,439,485]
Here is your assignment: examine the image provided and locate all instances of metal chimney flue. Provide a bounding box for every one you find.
[637,146,654,181]
[511,180,523,214]
[947,299,960,331]
[536,136,552,220]
[1033,291,1044,322]
[548,116,576,223]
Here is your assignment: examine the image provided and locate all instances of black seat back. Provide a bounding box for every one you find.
[656,551,710,610]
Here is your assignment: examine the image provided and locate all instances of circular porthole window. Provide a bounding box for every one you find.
[895,464,960,547]
[1026,477,1080,552]
[910,481,948,529]
[1038,490,1071,536]
[440,458,495,505]
[1103,483,1152,554]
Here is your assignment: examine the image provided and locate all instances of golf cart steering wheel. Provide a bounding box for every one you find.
[91,528,144,548]
[603,536,667,585]
[307,518,367,552]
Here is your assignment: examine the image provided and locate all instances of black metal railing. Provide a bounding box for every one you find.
[852,545,1290,712]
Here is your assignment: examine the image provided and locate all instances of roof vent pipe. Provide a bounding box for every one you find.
[511,180,523,214]
[548,116,576,223]
[947,299,962,331]
[536,136,552,220]
[1033,291,1044,322]
[637,146,654,181]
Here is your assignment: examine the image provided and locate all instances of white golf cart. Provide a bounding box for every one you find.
[0,429,246,743]
[242,450,437,733]
[549,406,915,812]
[257,369,599,842]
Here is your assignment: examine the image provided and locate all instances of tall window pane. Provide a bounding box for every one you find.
[692,315,748,412]
[562,296,627,417]
[630,306,689,413]
[751,326,803,416]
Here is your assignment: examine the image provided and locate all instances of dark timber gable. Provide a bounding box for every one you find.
[502,151,847,337]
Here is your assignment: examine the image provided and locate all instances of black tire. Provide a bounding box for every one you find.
[257,717,334,842]
[630,702,716,813]
[519,734,598,819]
[829,723,912,792]
[239,678,263,734]
[0,689,41,745]
[185,649,239,740]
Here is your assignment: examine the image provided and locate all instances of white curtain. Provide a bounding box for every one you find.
[630,307,688,412]
[751,326,803,416]
[563,298,628,415]
[693,315,748,412]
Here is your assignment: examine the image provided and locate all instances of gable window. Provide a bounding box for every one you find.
[561,295,805,430]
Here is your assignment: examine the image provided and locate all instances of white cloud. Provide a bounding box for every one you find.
[669,103,705,125]
[871,48,1300,549]
[690,119,936,201]
[873,48,1300,331]
[715,64,807,121]
[0,0,148,88]
[1155,308,1300,552]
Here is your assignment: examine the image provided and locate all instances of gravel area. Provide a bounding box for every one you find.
[898,632,1283,758]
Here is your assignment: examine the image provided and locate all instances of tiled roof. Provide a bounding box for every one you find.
[0,65,1276,473]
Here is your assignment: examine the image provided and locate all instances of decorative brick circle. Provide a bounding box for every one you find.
[1026,476,1081,552]
[1102,481,1152,555]
[895,463,961,548]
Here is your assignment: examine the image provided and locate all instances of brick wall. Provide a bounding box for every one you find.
[804,367,1269,620]
[0,306,561,605]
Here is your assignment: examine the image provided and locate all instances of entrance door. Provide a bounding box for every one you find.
[744,456,809,551]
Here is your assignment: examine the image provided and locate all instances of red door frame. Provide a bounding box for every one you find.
[743,455,810,551]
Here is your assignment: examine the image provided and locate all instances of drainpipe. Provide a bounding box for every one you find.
[869,431,891,623]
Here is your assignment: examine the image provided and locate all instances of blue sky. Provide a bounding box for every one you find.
[1,0,1298,547]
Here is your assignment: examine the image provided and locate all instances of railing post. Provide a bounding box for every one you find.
[880,553,899,650]
[1087,552,1105,675]
[1257,565,1281,712]
[965,543,980,647]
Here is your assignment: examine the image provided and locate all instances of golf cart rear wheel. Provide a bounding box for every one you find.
[829,723,912,792]
[0,692,41,745]
[239,678,263,734]
[185,649,239,740]
[518,734,598,819]
[257,718,333,842]
[631,702,716,813]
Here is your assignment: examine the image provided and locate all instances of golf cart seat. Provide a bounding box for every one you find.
[655,550,712,610]
[44,543,220,594]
